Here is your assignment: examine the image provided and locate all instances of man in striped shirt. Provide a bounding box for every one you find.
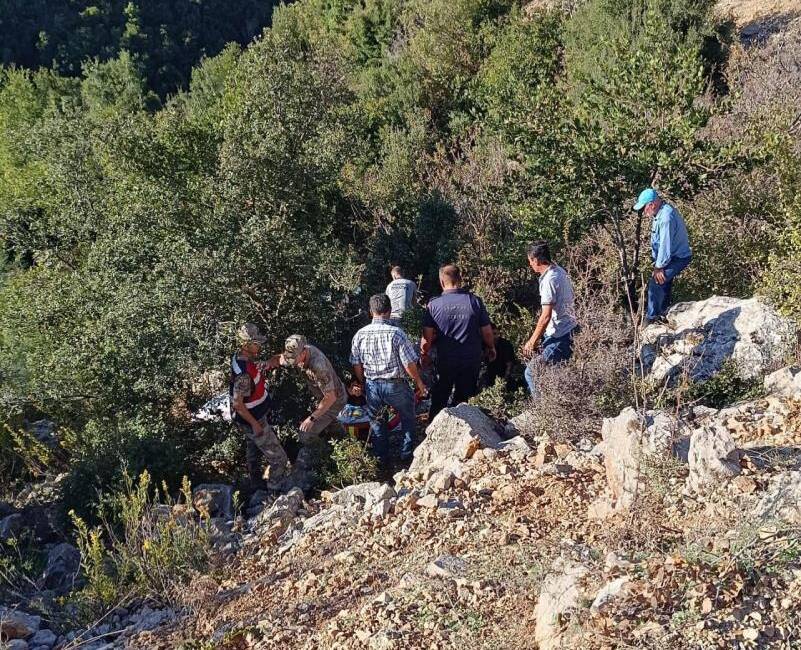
[351,294,428,465]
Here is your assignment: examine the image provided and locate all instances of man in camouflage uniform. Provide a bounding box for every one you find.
[229,323,290,489]
[271,335,347,474]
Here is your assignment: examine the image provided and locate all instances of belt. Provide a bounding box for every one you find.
[367,377,407,383]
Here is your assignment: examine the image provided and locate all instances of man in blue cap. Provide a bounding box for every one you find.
[633,188,692,324]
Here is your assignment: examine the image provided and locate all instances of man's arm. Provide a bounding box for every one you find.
[480,324,497,362]
[523,304,553,357]
[300,389,339,432]
[654,213,672,281]
[404,361,428,396]
[352,362,365,385]
[421,326,436,356]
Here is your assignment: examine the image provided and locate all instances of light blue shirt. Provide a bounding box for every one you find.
[651,203,691,269]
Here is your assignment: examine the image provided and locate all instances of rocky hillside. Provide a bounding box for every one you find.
[55,296,791,650]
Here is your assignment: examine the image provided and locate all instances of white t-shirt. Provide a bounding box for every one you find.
[385,278,417,319]
[539,264,577,339]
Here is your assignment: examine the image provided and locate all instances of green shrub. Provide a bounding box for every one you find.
[70,471,211,617]
[322,437,378,488]
[681,360,763,409]
[468,378,527,421]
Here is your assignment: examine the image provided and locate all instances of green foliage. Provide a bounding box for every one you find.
[682,360,763,409]
[70,471,211,616]
[60,416,187,524]
[322,437,378,488]
[0,0,281,98]
[468,377,527,421]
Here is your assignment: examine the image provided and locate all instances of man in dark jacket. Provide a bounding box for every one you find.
[422,264,496,422]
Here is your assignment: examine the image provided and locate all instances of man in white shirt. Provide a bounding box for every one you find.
[385,266,417,325]
[521,241,579,396]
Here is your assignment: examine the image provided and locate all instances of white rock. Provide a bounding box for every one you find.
[641,296,794,385]
[590,576,630,614]
[755,471,801,524]
[686,424,742,494]
[600,408,685,510]
[410,404,501,475]
[764,366,801,399]
[330,482,395,511]
[497,436,532,454]
[534,560,588,650]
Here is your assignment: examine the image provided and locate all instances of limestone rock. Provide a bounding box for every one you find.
[764,366,801,399]
[251,487,305,539]
[410,404,501,475]
[534,560,588,650]
[590,576,630,614]
[0,607,41,639]
[425,555,467,578]
[192,484,235,519]
[641,296,794,385]
[755,471,801,524]
[330,482,395,511]
[601,408,684,510]
[686,424,742,494]
[41,543,81,591]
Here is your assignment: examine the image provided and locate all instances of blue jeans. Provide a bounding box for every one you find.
[524,328,576,396]
[365,379,416,463]
[647,256,691,321]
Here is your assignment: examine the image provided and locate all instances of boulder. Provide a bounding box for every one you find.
[755,471,801,524]
[192,484,235,519]
[329,482,395,511]
[410,404,501,475]
[0,513,24,542]
[601,408,685,510]
[29,629,57,647]
[641,296,795,385]
[0,607,41,639]
[686,424,742,494]
[534,560,588,650]
[764,366,801,399]
[41,543,81,591]
[251,487,305,540]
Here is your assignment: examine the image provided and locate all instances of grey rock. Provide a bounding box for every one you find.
[686,424,742,494]
[6,640,29,650]
[764,365,801,399]
[0,607,41,639]
[755,471,801,524]
[0,513,24,542]
[641,296,794,385]
[251,487,305,539]
[29,629,57,647]
[42,543,81,591]
[534,559,588,650]
[410,404,501,474]
[329,482,395,511]
[425,555,467,578]
[497,436,532,454]
[192,484,235,519]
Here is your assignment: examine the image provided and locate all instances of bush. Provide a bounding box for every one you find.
[322,437,378,488]
[70,471,211,617]
[60,416,187,524]
[469,377,527,422]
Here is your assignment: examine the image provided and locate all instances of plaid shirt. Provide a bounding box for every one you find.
[350,318,419,380]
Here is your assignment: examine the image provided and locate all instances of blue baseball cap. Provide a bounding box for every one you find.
[633,188,659,211]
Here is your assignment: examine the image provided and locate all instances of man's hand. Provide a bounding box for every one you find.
[415,380,428,399]
[260,355,281,372]
[653,268,666,285]
[300,416,315,433]
[251,419,264,436]
[486,346,497,363]
[522,337,539,358]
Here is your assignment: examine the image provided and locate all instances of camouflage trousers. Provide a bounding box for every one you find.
[239,415,290,483]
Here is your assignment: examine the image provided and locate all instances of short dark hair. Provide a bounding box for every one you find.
[391,265,405,278]
[527,241,552,264]
[439,264,462,284]
[369,293,391,315]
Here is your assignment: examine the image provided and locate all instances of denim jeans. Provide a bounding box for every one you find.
[365,379,416,462]
[647,256,691,321]
[428,360,481,423]
[524,328,576,397]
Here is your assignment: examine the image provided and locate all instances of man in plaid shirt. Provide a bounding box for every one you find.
[351,294,428,465]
